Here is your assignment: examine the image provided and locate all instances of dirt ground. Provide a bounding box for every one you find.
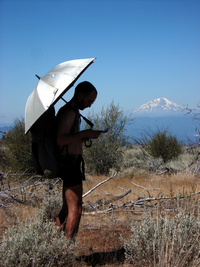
[75,213,132,266]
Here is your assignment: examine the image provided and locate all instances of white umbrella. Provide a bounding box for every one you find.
[25,58,95,134]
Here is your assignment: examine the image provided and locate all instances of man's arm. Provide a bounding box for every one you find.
[57,109,101,147]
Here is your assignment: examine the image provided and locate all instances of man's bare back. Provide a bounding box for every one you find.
[57,105,83,155]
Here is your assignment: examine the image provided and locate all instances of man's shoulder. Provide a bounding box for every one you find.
[57,104,80,124]
[57,104,77,116]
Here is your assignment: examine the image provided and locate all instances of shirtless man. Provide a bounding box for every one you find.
[56,81,101,240]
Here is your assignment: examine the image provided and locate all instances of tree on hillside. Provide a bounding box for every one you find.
[83,101,134,175]
[0,117,34,173]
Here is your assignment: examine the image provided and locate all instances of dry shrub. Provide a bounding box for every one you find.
[38,193,62,221]
[121,204,200,266]
[120,143,199,179]
[0,217,75,267]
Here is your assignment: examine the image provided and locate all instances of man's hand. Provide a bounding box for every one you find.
[81,129,101,140]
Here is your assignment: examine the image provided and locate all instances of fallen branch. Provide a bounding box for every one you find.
[83,188,131,211]
[0,173,61,208]
[83,188,200,215]
[103,189,131,205]
[83,203,124,215]
[83,171,117,198]
[127,191,200,207]
[132,181,160,198]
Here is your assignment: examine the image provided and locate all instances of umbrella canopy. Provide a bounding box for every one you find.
[25,58,95,134]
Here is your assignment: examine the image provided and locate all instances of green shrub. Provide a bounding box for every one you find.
[0,218,75,267]
[0,117,34,173]
[147,129,182,163]
[121,206,200,266]
[136,128,182,163]
[84,101,134,175]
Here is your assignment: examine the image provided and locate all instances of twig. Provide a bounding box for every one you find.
[83,171,117,198]
[132,181,160,191]
[127,191,200,207]
[132,181,160,198]
[103,189,131,205]
[83,188,131,211]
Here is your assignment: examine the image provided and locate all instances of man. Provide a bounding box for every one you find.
[56,81,101,240]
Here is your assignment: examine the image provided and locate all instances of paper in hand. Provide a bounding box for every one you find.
[102,127,110,133]
[96,127,110,133]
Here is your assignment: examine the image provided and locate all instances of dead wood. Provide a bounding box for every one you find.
[83,188,131,211]
[83,179,200,215]
[127,190,200,207]
[0,172,62,208]
[83,171,117,198]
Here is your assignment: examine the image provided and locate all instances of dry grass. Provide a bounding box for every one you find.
[83,171,198,205]
[1,171,197,238]
[0,144,199,266]
[14,203,38,221]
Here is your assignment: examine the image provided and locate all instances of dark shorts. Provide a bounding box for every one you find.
[58,154,85,188]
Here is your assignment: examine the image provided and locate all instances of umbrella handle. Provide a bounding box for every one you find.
[85,139,92,147]
[80,115,94,128]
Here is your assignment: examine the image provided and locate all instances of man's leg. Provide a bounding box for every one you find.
[63,184,82,240]
[56,186,68,228]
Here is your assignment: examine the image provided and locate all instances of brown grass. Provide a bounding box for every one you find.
[83,171,198,204]
[1,171,199,266]
[1,171,198,232]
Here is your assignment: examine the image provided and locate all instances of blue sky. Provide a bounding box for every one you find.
[0,0,199,124]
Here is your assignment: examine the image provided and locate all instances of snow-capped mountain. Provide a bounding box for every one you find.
[125,98,197,143]
[129,97,183,116]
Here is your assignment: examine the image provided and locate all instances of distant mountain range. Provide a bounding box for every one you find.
[0,98,198,144]
[127,97,183,116]
[125,98,198,144]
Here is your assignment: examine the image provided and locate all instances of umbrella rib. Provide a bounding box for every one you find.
[25,58,95,133]
[36,74,59,106]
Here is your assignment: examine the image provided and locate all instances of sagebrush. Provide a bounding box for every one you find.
[38,193,62,222]
[0,213,75,267]
[121,203,200,266]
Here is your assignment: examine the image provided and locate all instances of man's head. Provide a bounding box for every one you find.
[74,81,97,110]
